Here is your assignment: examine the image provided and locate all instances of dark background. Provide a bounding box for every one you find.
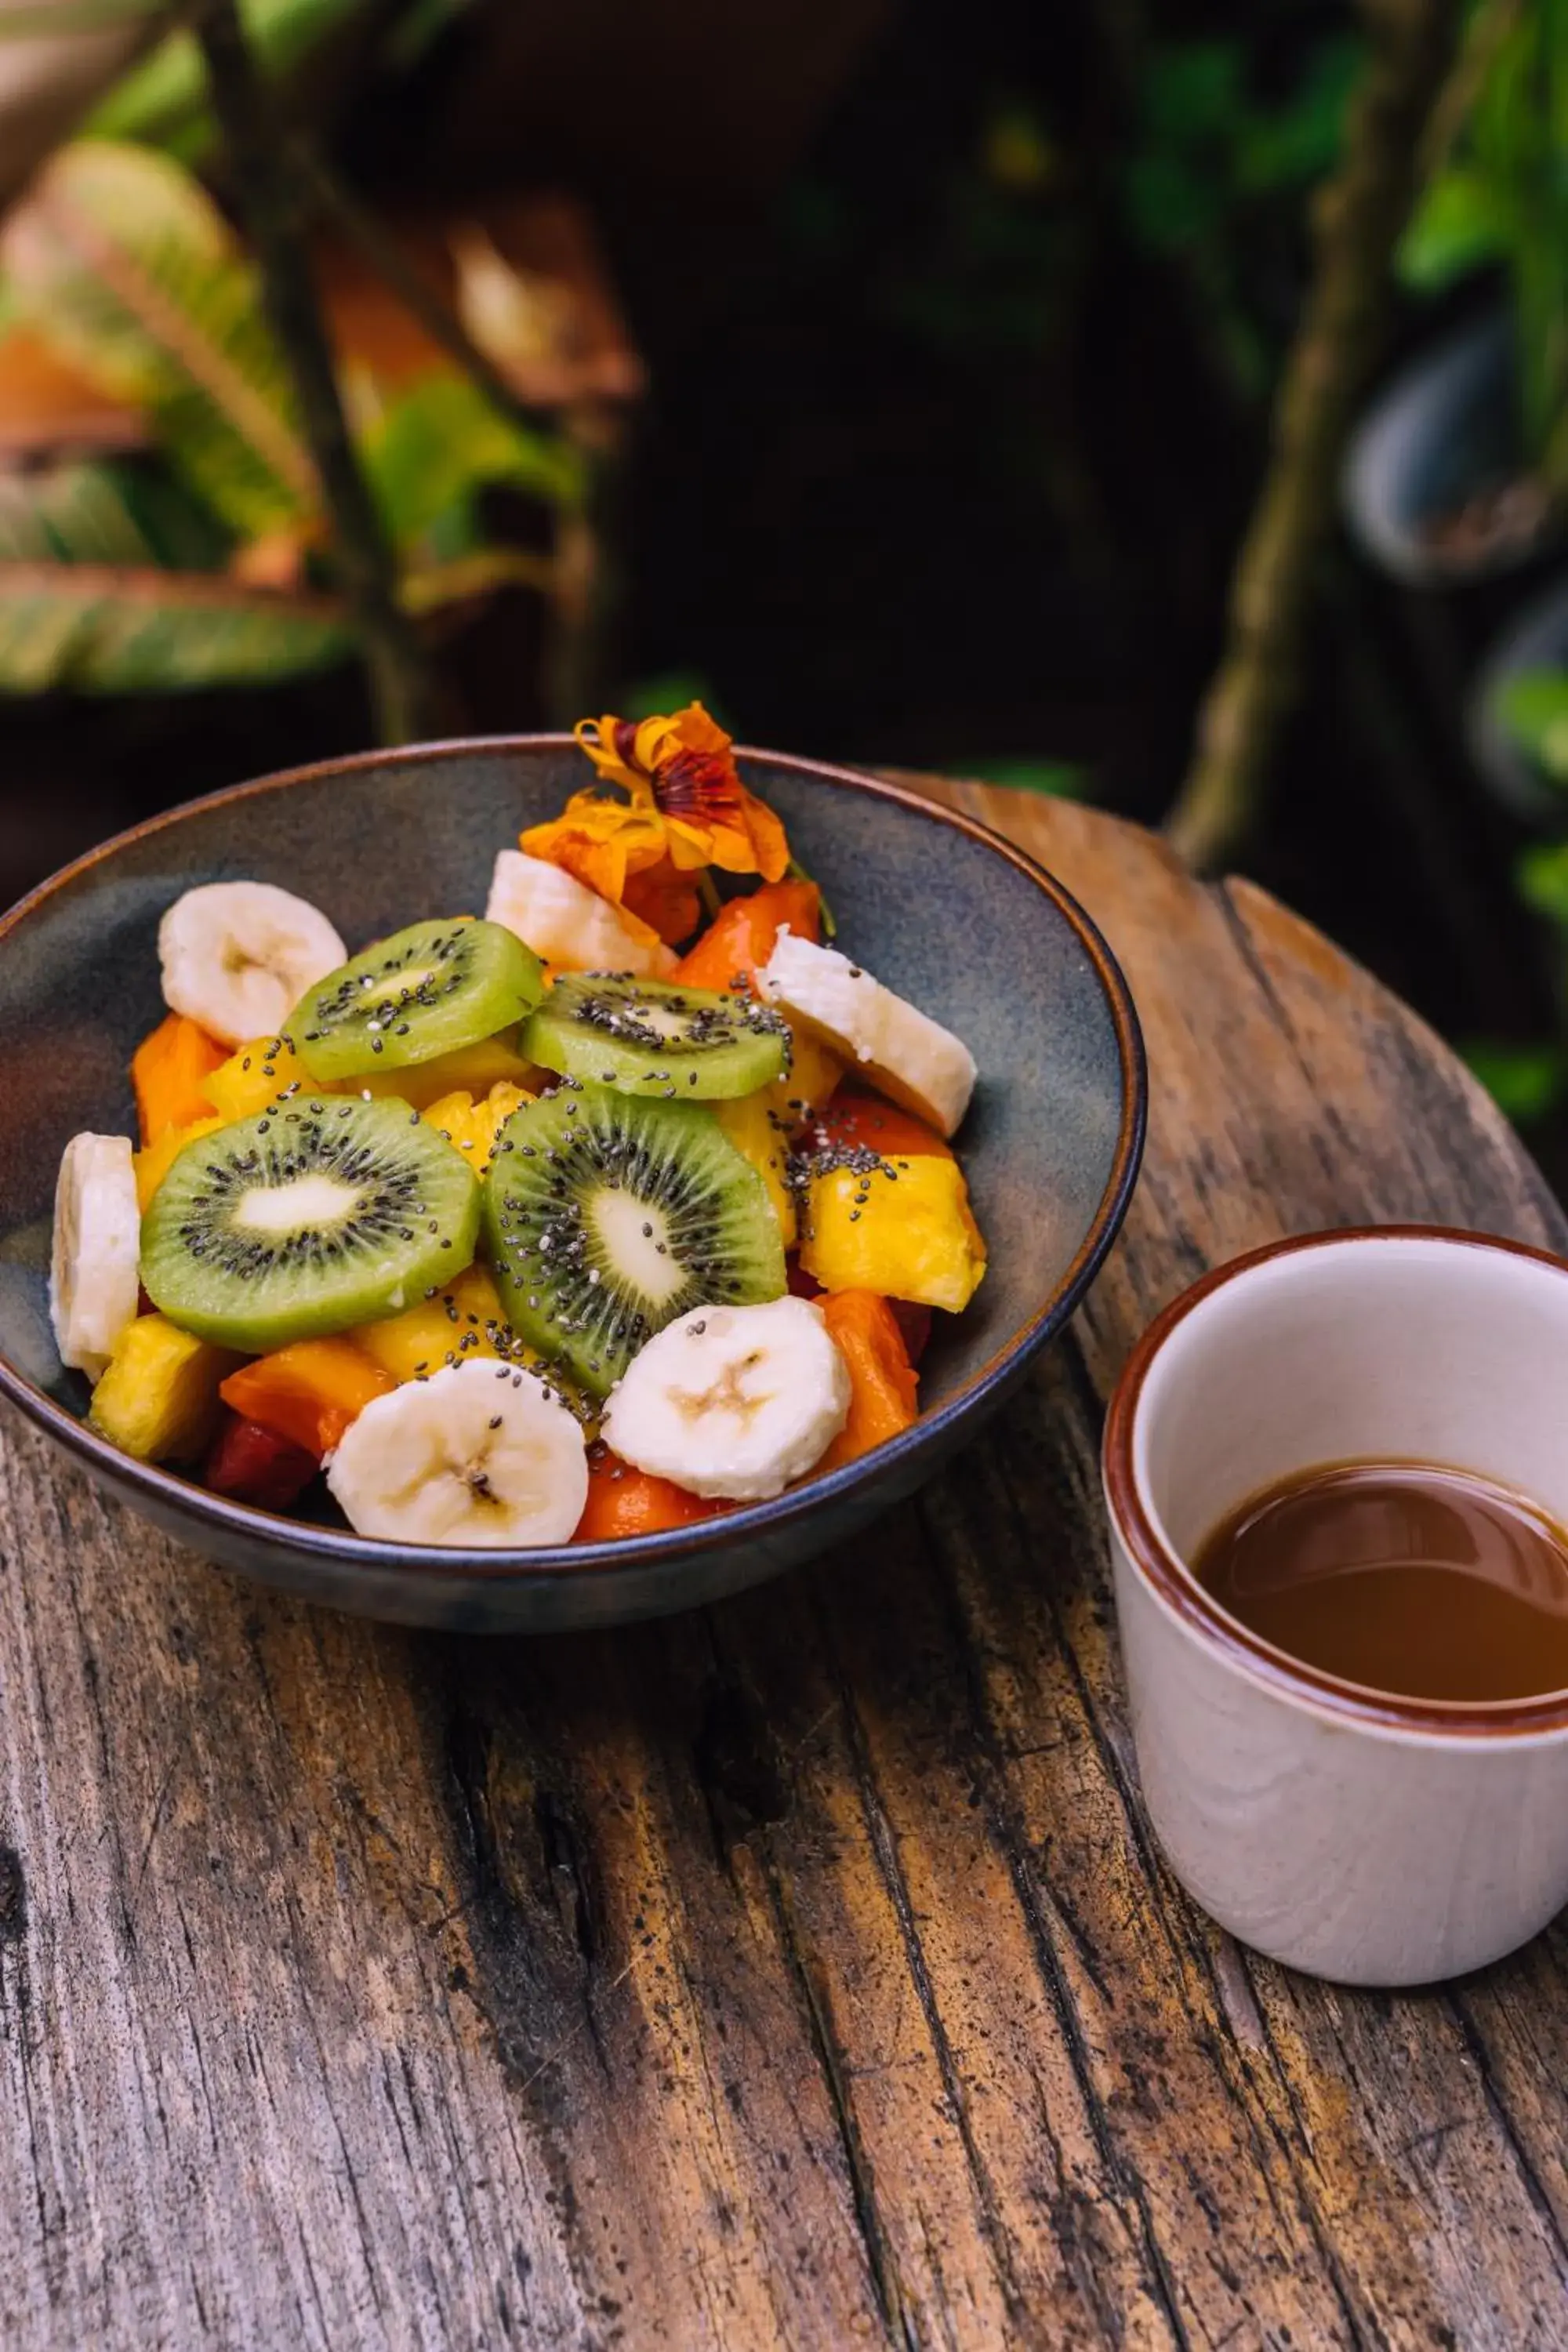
[2,0,1556,1135]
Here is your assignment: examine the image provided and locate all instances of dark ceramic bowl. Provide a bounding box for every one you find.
[0,739,1145,1630]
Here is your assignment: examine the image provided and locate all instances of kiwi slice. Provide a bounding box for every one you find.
[292,918,543,1083]
[483,1080,786,1395]
[141,1096,481,1351]
[524,975,789,1101]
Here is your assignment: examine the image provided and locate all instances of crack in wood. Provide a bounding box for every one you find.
[818,1581,1034,2336]
[904,1472,1196,2352]
[0,1846,25,1944]
[757,1864,907,2350]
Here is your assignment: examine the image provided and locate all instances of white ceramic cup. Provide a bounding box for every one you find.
[1102,1226,1568,1987]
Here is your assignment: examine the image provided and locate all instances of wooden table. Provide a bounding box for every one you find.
[5,780,1566,2352]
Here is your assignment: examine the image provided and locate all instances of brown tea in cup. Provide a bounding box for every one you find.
[1192,1461,1568,1703]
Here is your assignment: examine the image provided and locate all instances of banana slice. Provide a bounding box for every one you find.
[486,851,677,978]
[602,1296,851,1502]
[760,931,976,1138]
[159,881,347,1048]
[50,1131,141,1379]
[326,1358,589,1545]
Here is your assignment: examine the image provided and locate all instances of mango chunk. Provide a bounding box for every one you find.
[800,1155,985,1312]
[133,1116,224,1213]
[220,1338,394,1459]
[420,1080,532,1168]
[205,1034,329,1123]
[713,1091,797,1247]
[133,1014,228,1143]
[357,1035,535,1112]
[351,1262,512,1382]
[89,1314,239,1463]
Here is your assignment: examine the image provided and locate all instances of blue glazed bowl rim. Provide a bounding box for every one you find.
[0,735,1148,1583]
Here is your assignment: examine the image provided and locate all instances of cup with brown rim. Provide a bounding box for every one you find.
[1102,1225,1568,1986]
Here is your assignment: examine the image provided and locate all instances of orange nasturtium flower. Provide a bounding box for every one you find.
[520,703,790,948]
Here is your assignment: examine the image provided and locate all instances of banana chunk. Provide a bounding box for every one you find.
[326,1358,589,1546]
[50,1131,141,1379]
[759,932,976,1138]
[486,851,677,978]
[159,880,347,1047]
[602,1296,851,1502]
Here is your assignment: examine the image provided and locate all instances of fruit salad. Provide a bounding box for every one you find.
[49,706,986,1548]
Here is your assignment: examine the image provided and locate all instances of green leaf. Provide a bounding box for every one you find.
[361,373,583,550]
[1461,1040,1566,1123]
[88,0,368,165]
[0,563,353,691]
[0,461,349,693]
[1235,38,1359,193]
[1398,167,1512,290]
[962,756,1085,798]
[0,141,315,538]
[622,670,719,722]
[1496,669,1568,781]
[0,563,352,691]
[1518,840,1568,924]
[1142,42,1242,142]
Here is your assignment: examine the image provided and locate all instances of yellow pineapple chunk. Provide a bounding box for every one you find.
[205,1034,333,1123]
[357,1035,535,1111]
[352,1261,510,1381]
[420,1080,532,1167]
[89,1315,240,1463]
[768,1020,843,1128]
[351,1261,597,1430]
[133,1116,224,1213]
[713,1091,797,1246]
[800,1155,985,1312]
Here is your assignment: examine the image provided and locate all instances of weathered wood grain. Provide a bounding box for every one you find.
[4,779,1566,2351]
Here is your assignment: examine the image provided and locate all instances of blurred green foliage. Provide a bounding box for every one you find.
[1497,668,1568,782]
[959,756,1084,798]
[0,459,354,690]
[622,672,719,723]
[1400,0,1568,489]
[0,132,577,695]
[1127,37,1359,228]
[87,0,363,163]
[6,142,315,539]
[1519,837,1568,923]
[363,376,583,547]
[1123,32,1361,398]
[1462,1037,1566,1118]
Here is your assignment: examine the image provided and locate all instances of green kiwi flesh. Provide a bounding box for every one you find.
[524,975,789,1100]
[482,1080,786,1395]
[292,917,543,1082]
[140,1096,481,1350]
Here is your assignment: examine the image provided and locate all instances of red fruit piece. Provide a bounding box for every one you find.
[204,1414,319,1512]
